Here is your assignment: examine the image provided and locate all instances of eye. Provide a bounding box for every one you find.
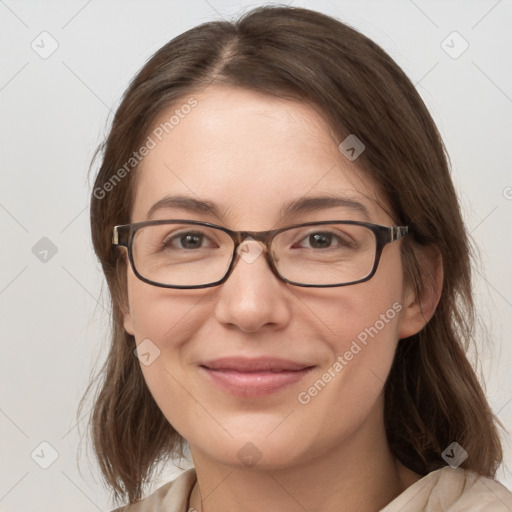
[163,230,215,250]
[293,230,357,250]
[303,232,334,249]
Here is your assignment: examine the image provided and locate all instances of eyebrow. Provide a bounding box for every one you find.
[147,195,227,220]
[146,194,371,222]
[280,195,371,221]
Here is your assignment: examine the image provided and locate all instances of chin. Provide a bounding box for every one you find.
[197,433,310,472]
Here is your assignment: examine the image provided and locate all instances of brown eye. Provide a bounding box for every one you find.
[163,231,208,250]
[293,231,357,250]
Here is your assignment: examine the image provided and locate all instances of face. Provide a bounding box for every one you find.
[123,85,418,470]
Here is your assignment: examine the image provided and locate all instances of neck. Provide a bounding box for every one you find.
[188,401,420,512]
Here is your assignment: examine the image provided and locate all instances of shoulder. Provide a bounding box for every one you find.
[109,467,197,512]
[443,468,512,511]
[381,466,512,511]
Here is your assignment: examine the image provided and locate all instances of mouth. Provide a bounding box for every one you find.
[199,357,315,398]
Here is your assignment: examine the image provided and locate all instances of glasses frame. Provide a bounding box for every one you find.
[112,219,409,289]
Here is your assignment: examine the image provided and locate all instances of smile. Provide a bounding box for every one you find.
[199,358,315,397]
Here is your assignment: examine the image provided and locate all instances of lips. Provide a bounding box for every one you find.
[200,356,313,372]
[199,357,315,397]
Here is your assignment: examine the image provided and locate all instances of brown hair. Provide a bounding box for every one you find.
[80,5,504,505]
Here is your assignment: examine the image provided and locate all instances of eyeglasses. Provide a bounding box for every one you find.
[112,219,408,289]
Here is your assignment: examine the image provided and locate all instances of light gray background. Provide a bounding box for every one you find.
[1,0,511,510]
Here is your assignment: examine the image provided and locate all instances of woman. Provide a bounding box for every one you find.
[82,5,512,511]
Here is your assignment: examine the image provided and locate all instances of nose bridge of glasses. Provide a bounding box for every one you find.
[235,234,268,265]
[233,229,274,250]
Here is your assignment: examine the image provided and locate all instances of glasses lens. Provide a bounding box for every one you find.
[132,223,234,286]
[272,223,376,285]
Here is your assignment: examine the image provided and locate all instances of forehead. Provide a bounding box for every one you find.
[131,85,391,227]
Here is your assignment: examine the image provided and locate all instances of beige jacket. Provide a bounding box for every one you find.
[112,466,512,511]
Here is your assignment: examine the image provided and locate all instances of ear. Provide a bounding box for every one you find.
[123,307,135,336]
[398,244,443,340]
[117,253,135,336]
[118,281,135,336]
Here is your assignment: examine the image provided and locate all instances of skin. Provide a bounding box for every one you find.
[122,85,443,512]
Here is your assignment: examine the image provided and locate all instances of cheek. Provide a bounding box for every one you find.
[311,252,404,361]
[334,256,404,380]
[125,275,211,437]
[295,254,404,409]
[330,293,402,392]
[125,273,194,368]
[126,269,208,346]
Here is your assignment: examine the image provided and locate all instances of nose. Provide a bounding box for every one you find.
[213,238,291,333]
